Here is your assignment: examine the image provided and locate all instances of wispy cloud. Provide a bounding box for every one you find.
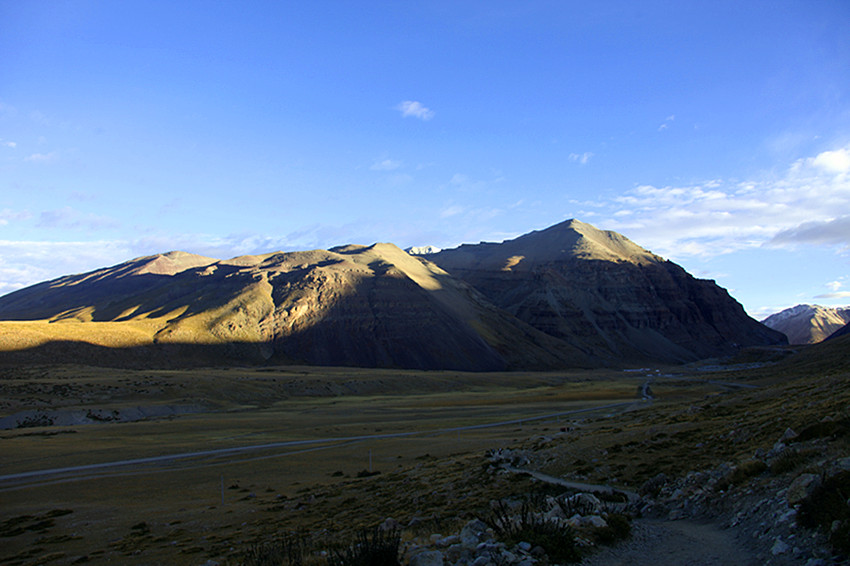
[599,144,850,259]
[25,152,56,163]
[0,239,135,296]
[814,291,850,299]
[568,152,593,165]
[396,100,435,120]
[37,207,119,231]
[440,205,465,218]
[0,208,32,226]
[816,278,850,300]
[1,140,16,148]
[0,100,17,118]
[769,216,850,248]
[370,158,402,171]
[658,115,675,131]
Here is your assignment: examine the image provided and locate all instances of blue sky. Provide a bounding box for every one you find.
[1,1,849,318]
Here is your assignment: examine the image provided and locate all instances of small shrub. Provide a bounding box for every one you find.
[731,459,767,486]
[487,500,581,564]
[356,470,381,478]
[241,534,306,566]
[327,527,400,566]
[770,449,808,475]
[716,459,768,491]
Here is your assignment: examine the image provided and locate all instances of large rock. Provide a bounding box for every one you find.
[786,473,821,506]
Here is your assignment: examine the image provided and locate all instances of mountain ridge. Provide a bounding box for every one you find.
[0,242,590,370]
[420,219,785,363]
[0,219,785,369]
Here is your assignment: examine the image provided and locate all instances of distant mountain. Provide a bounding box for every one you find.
[0,219,786,369]
[419,219,786,363]
[0,244,589,371]
[761,304,850,344]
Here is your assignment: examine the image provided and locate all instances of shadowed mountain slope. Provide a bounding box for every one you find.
[420,219,786,364]
[0,245,590,370]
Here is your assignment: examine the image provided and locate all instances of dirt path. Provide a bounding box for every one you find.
[580,518,759,566]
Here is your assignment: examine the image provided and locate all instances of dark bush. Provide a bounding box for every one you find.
[487,500,581,564]
[356,470,381,478]
[241,534,305,566]
[327,527,400,566]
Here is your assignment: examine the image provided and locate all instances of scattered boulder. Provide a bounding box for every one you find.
[786,473,821,506]
[771,537,790,555]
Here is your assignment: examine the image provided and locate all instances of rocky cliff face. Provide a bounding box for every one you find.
[421,219,786,364]
[761,304,850,344]
[0,245,588,370]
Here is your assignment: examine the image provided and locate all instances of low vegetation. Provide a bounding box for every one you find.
[1,336,848,564]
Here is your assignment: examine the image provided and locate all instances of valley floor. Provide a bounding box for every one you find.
[0,359,847,565]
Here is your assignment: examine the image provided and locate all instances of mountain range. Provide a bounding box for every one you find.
[761,304,850,344]
[0,219,786,369]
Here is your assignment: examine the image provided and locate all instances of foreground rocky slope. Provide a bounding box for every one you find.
[421,219,786,364]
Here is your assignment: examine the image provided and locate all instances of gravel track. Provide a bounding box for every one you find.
[580,518,760,566]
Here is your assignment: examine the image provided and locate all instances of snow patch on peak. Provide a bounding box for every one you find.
[761,304,818,324]
[406,245,441,255]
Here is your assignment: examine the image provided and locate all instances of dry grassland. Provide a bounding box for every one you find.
[1,351,847,565]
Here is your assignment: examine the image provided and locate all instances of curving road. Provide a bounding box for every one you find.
[0,399,644,488]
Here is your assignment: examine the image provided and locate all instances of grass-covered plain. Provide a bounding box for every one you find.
[1,338,848,565]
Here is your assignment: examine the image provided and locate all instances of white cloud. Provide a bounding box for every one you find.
[1,140,16,148]
[0,239,136,296]
[396,100,435,120]
[811,147,850,173]
[569,152,593,164]
[826,280,844,292]
[599,144,850,259]
[370,158,402,171]
[658,115,675,131]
